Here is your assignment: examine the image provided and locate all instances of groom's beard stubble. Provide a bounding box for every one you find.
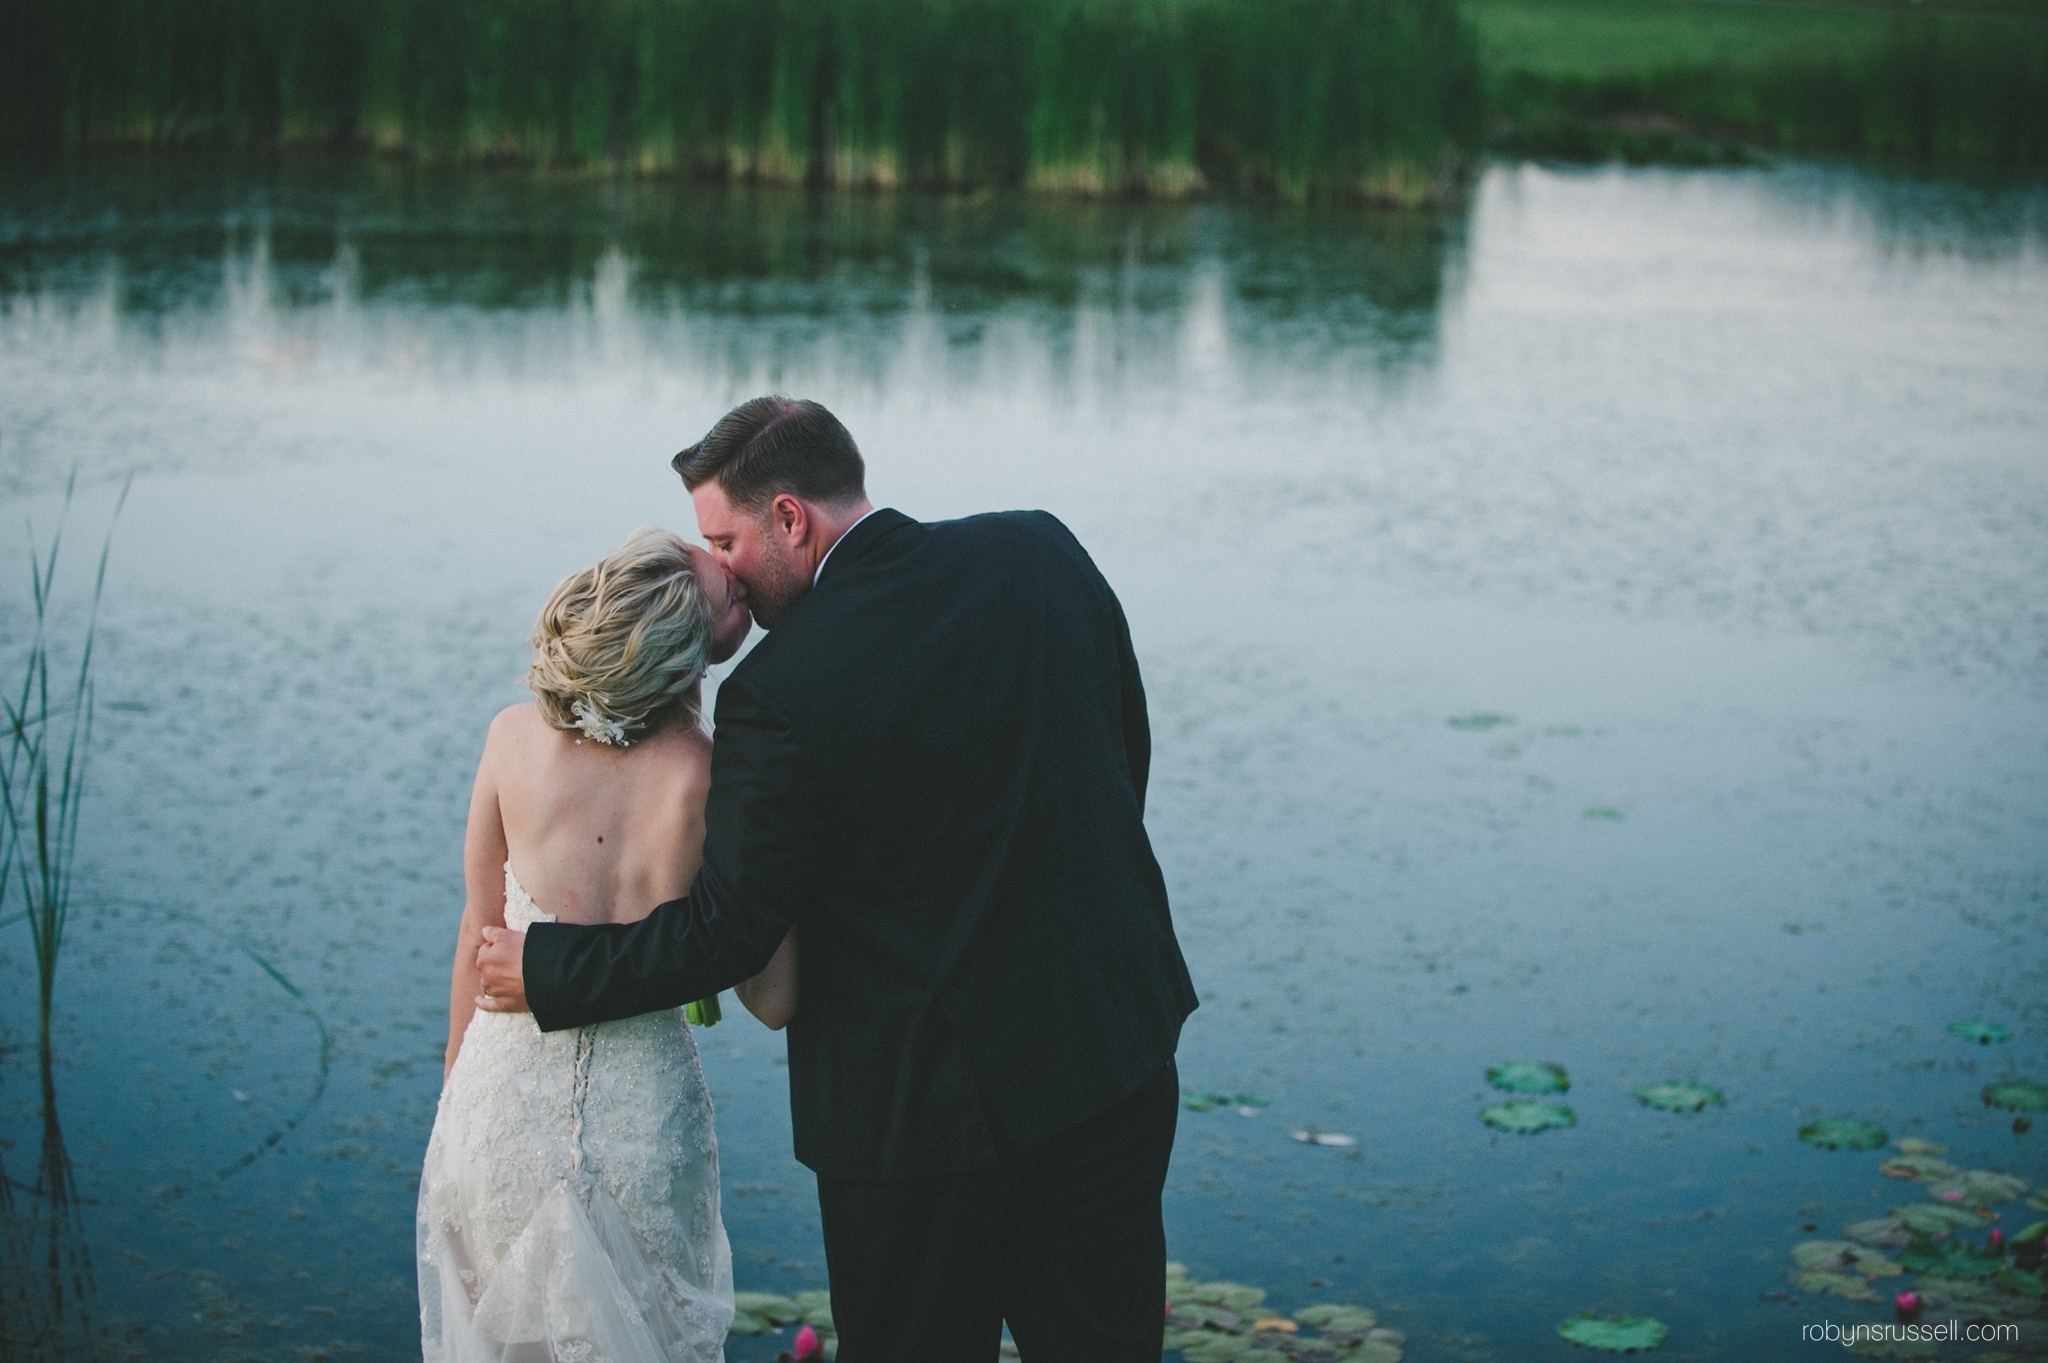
[742,548,810,630]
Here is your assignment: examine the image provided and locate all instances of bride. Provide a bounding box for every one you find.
[417,527,797,1363]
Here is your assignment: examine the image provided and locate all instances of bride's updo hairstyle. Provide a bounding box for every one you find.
[526,527,712,746]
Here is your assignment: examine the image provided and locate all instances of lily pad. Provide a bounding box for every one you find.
[1295,1304,1379,1333]
[1290,1130,1359,1147]
[1949,1021,2013,1045]
[1187,1282,1268,1313]
[727,1311,775,1335]
[1894,1137,1947,1156]
[1169,1303,1244,1332]
[1844,1218,1912,1249]
[1792,1270,1881,1302]
[1184,1093,1272,1112]
[1925,1170,2030,1205]
[1337,1344,1402,1363]
[1178,1335,1254,1363]
[1556,1314,1668,1353]
[1879,1154,1958,1182]
[1984,1080,2048,1113]
[1790,1241,1902,1277]
[1798,1118,1888,1151]
[1632,1082,1723,1113]
[1487,1062,1571,1095]
[1481,1100,1576,1134]
[2031,1189,2048,1213]
[1892,1201,1988,1235]
[733,1292,805,1325]
[790,1288,834,1328]
[1996,1267,2045,1298]
[1583,807,1625,821]
[1448,714,1514,730]
[1897,1234,2005,1279]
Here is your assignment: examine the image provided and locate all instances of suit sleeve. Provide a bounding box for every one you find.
[1111,592,1152,815]
[522,673,824,1033]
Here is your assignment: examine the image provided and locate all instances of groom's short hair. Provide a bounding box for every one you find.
[672,396,866,512]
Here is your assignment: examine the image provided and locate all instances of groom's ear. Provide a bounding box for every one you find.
[769,492,809,545]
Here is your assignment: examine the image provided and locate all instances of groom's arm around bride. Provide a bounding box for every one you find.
[478,396,1197,1362]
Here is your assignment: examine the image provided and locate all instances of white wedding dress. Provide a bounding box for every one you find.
[417,865,735,1363]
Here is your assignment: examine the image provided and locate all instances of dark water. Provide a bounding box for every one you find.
[1,156,2045,1362]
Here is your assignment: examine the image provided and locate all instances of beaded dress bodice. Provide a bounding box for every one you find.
[417,865,733,1363]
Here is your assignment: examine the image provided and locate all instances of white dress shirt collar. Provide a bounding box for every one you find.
[813,506,883,587]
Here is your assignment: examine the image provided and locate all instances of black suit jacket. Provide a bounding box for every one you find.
[523,508,1197,1181]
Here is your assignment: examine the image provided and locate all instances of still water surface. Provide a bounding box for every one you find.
[2,157,2045,1361]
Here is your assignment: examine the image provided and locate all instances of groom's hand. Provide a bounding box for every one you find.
[475,926,530,1014]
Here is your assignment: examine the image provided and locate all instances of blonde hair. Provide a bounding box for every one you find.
[527,527,712,745]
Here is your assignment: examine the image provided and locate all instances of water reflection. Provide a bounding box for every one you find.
[2,1076,100,1363]
[0,159,1463,493]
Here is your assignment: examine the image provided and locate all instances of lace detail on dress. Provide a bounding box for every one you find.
[417,864,733,1362]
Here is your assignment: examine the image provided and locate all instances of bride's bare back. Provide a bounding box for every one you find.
[488,703,711,926]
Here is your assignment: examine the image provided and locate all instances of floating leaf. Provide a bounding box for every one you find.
[1177,1334,1253,1363]
[1294,1304,1378,1333]
[1792,1241,1861,1268]
[1338,1343,1402,1363]
[1556,1314,1668,1352]
[1844,1218,1911,1249]
[1633,1082,1723,1113]
[1896,1234,2004,1279]
[1584,807,1625,821]
[1481,1100,1576,1134]
[1891,1202,1988,1235]
[1879,1154,1958,1182]
[790,1288,834,1329]
[1996,1267,2045,1298]
[1893,1138,1947,1156]
[1250,1318,1296,1333]
[1948,1021,2013,1045]
[733,1292,805,1325]
[1792,1270,1881,1302]
[1168,1305,1242,1333]
[1187,1282,1267,1313]
[1290,1130,1358,1147]
[1488,1061,1570,1094]
[1983,1080,2048,1113]
[2032,1189,2048,1213]
[1925,1170,2029,1205]
[1789,1241,1900,1277]
[1167,1262,1189,1280]
[1798,1118,1888,1151]
[727,1311,774,1336]
[1448,714,1513,730]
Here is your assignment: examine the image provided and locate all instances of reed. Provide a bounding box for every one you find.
[1471,0,2048,168]
[0,0,1481,203]
[1,475,128,1103]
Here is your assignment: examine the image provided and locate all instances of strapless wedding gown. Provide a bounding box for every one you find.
[417,865,734,1363]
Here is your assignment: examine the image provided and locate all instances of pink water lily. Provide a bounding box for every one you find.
[1942,1190,1965,1202]
[792,1325,824,1362]
[1895,1291,1922,1321]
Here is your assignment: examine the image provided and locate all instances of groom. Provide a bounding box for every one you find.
[476,395,1197,1362]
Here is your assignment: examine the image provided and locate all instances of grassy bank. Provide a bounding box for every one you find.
[0,0,1481,204]
[1466,0,2048,167]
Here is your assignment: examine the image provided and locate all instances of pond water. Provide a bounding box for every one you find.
[2,155,2045,1362]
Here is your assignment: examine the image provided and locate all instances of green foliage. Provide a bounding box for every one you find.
[1948,1020,2012,1045]
[1466,0,2048,167]
[1481,1099,1575,1133]
[1983,1080,2048,1113]
[1487,1061,1570,1094]
[1798,1118,1888,1151]
[1896,1233,2004,1279]
[1557,1313,1667,1352]
[1633,1082,1723,1113]
[0,0,1483,203]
